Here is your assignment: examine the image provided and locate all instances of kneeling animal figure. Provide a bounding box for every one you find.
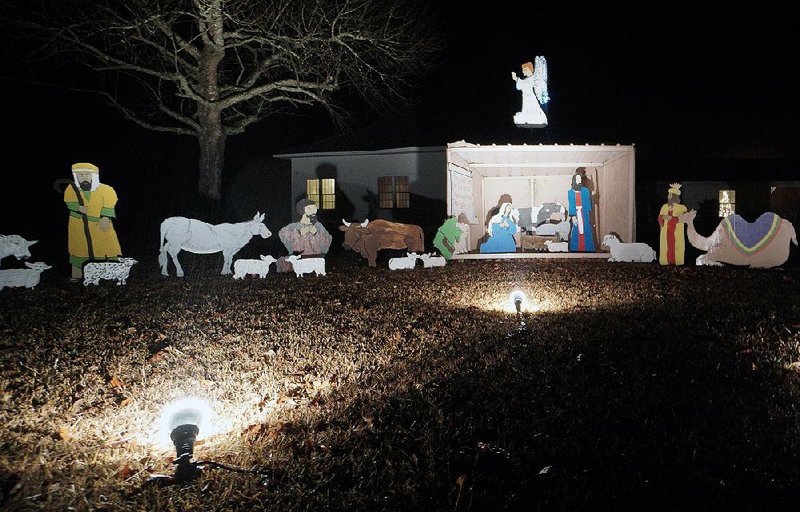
[601,234,656,263]
[388,252,418,270]
[543,240,568,252]
[419,253,446,268]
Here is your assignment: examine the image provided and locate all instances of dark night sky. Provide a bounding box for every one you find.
[0,1,797,258]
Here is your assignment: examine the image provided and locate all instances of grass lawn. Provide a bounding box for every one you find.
[2,254,800,511]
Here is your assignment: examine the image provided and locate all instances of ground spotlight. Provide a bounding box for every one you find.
[138,397,269,491]
[159,397,212,483]
[509,290,527,317]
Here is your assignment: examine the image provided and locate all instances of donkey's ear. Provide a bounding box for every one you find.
[258,212,265,222]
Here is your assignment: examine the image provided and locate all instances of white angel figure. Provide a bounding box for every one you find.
[511,56,549,127]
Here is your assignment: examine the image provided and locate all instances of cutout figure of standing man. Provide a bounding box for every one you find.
[658,183,687,265]
[511,56,549,128]
[568,170,595,252]
[63,162,122,281]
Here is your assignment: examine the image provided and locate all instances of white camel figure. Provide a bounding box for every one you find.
[679,210,797,268]
[601,233,656,263]
[159,212,272,277]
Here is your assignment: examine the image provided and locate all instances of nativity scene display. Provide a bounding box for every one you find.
[476,168,599,255]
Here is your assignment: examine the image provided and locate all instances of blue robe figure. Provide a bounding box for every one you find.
[567,172,595,252]
[480,203,518,253]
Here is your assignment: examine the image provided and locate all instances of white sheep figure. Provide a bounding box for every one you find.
[419,252,446,268]
[602,233,656,263]
[388,252,418,270]
[0,262,51,290]
[285,255,326,277]
[543,240,568,252]
[83,258,138,286]
[233,255,278,279]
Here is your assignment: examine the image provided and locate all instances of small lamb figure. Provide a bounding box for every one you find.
[0,235,37,265]
[0,262,51,290]
[83,258,138,286]
[285,255,326,277]
[388,252,418,270]
[602,233,656,263]
[419,252,446,268]
[543,240,568,252]
[233,255,278,279]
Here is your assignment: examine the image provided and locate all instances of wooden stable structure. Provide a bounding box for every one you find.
[446,141,636,259]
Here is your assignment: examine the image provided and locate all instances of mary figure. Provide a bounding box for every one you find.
[480,203,519,253]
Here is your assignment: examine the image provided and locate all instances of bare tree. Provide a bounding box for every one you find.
[2,0,442,199]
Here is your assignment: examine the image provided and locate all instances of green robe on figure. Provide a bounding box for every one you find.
[433,217,463,260]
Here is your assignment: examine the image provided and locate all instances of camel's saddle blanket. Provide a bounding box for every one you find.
[723,213,781,254]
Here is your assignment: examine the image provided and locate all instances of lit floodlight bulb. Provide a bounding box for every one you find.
[159,397,213,456]
[510,290,527,315]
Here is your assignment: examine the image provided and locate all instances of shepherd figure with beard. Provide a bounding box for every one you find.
[63,162,122,281]
[277,199,332,272]
[567,168,595,252]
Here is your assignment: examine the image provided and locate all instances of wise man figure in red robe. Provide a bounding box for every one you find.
[658,182,687,265]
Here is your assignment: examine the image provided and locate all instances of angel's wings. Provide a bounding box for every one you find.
[532,56,549,105]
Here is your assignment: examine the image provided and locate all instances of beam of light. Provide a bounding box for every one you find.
[469,287,544,314]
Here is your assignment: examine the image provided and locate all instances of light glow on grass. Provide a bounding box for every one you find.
[136,387,282,452]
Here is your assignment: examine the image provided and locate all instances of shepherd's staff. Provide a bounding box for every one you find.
[53,178,95,259]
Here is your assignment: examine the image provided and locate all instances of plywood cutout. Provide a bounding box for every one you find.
[511,56,549,128]
[0,262,51,290]
[233,255,277,279]
[64,162,122,280]
[601,234,655,263]
[278,199,332,256]
[389,252,419,270]
[0,235,37,266]
[159,212,272,277]
[658,183,688,265]
[480,202,519,253]
[680,210,798,268]
[339,219,425,267]
[567,171,595,252]
[83,258,138,285]
[284,255,326,276]
[433,217,463,260]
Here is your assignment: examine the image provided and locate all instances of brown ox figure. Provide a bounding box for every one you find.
[339,219,425,267]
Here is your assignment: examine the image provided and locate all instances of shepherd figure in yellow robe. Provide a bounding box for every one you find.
[64,162,122,281]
